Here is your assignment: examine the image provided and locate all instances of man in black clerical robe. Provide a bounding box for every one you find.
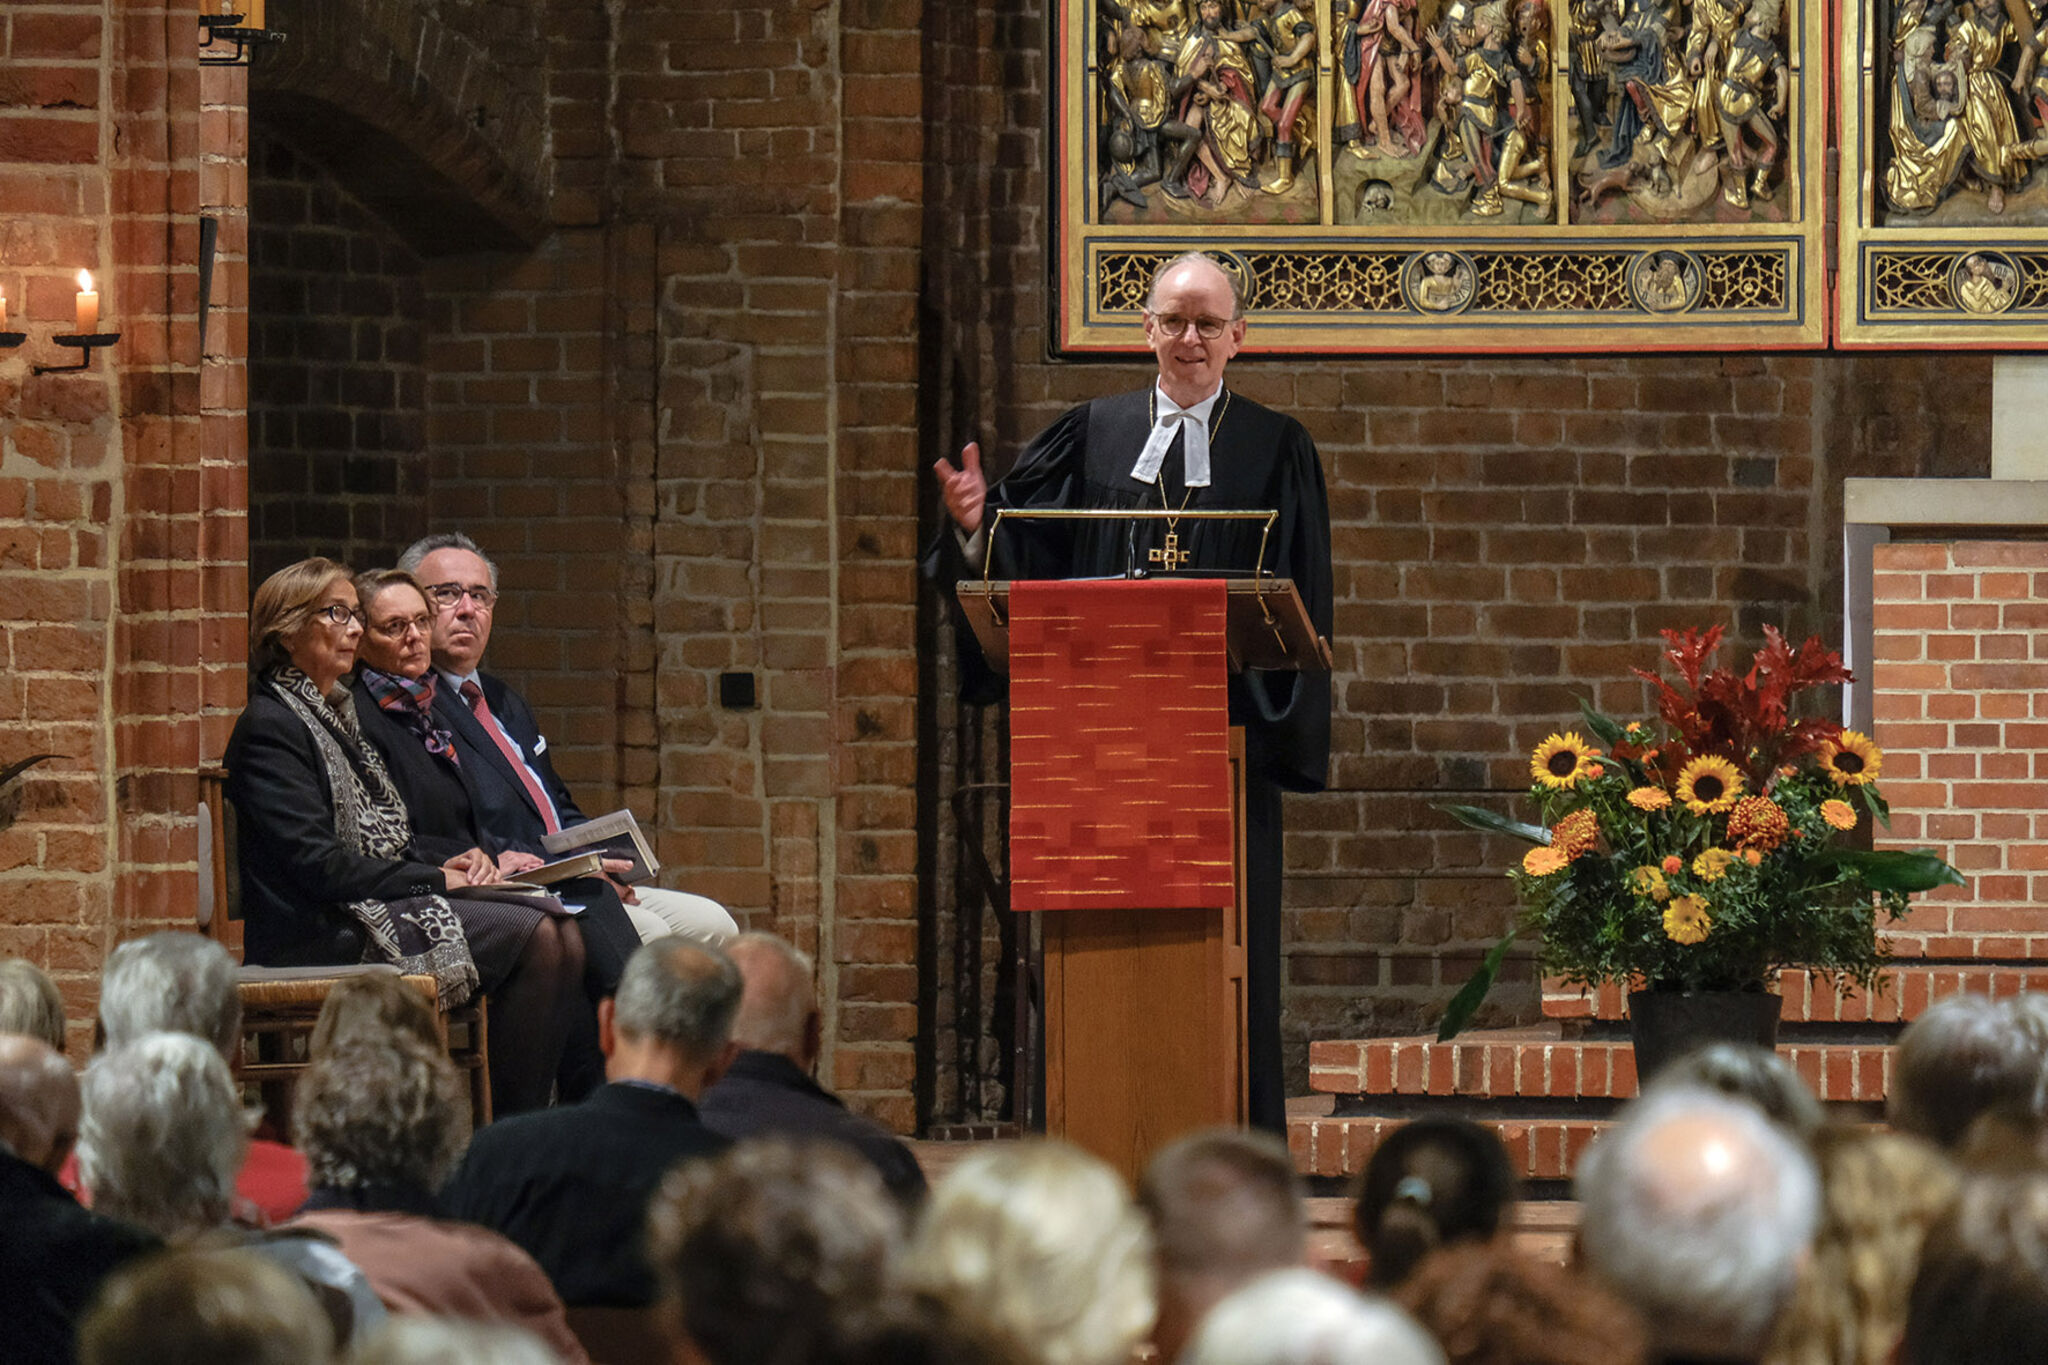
[924,251,1333,1132]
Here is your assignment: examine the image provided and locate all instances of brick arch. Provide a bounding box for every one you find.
[250,0,550,254]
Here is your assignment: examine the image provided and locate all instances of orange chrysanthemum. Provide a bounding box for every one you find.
[1531,732,1603,790]
[1676,755,1745,815]
[1663,894,1712,945]
[1727,795,1791,852]
[1821,799,1857,831]
[1551,809,1602,860]
[1661,855,1683,874]
[1627,786,1673,812]
[1821,731,1883,787]
[1523,846,1570,877]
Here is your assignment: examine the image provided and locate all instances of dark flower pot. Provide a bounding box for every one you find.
[1626,988,1782,1083]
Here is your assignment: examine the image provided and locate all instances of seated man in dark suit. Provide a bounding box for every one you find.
[700,933,927,1206]
[397,533,737,948]
[439,937,738,1307]
[0,1035,160,1365]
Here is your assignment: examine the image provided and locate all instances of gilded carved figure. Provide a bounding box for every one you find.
[1881,0,2048,218]
[1337,0,1426,157]
[1426,2,1550,216]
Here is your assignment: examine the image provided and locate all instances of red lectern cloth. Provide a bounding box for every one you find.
[1008,578,1233,911]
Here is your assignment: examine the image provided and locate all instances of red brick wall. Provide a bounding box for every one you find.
[1872,540,2048,956]
[0,0,248,1048]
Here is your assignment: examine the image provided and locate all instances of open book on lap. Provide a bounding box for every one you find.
[541,809,662,884]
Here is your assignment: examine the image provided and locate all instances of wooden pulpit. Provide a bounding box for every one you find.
[957,571,1328,1183]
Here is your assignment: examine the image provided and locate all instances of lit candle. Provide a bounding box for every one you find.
[74,270,99,335]
[0,287,8,330]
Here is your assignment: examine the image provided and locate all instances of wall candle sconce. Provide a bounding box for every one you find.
[32,271,120,375]
[199,0,285,66]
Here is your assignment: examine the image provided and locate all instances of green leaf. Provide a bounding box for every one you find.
[1438,928,1520,1042]
[1813,848,1964,892]
[1577,699,1626,748]
[1439,803,1549,845]
[1855,782,1892,831]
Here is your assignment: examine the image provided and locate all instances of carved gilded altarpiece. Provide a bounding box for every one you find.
[1057,0,1829,350]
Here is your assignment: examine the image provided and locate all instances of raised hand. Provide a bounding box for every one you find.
[932,442,987,534]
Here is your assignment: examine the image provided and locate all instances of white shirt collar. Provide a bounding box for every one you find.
[1130,381,1222,488]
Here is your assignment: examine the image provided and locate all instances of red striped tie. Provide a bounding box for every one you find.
[461,680,560,834]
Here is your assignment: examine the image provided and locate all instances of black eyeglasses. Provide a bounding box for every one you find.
[367,614,434,640]
[314,604,366,627]
[1147,312,1234,340]
[424,582,498,609]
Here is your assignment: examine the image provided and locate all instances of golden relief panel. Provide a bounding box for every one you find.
[1058,0,1828,350]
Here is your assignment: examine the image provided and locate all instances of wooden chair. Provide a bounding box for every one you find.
[199,766,493,1129]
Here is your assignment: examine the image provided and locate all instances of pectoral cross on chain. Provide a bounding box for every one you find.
[1149,531,1190,571]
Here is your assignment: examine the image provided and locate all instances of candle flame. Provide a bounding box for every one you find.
[77,269,94,291]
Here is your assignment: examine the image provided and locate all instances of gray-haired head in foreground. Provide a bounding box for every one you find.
[0,1033,79,1172]
[396,531,498,590]
[612,937,743,1062]
[1141,1127,1306,1280]
[78,1032,250,1242]
[1901,1170,2048,1365]
[1646,1041,1824,1140]
[292,1035,465,1192]
[1890,991,2048,1148]
[350,1317,559,1365]
[726,932,816,1057]
[79,1248,334,1365]
[99,932,242,1058]
[0,957,67,1050]
[1182,1269,1445,1365]
[1575,1084,1820,1362]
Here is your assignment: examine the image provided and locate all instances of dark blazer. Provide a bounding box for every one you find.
[700,1051,929,1205]
[351,679,495,867]
[440,1082,731,1307]
[225,685,446,967]
[428,670,587,856]
[0,1151,161,1365]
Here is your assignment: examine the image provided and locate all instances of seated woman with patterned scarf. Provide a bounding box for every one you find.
[225,558,586,1115]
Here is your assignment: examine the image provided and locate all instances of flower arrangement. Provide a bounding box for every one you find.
[1438,626,1962,1040]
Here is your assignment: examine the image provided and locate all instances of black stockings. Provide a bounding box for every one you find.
[486,916,588,1116]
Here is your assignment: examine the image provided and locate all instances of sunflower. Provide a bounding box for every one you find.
[1523,845,1570,876]
[1727,795,1791,852]
[1676,755,1745,815]
[1531,732,1603,789]
[1691,847,1737,882]
[1629,865,1671,902]
[1822,731,1883,787]
[1551,809,1602,860]
[1627,786,1673,812]
[1663,894,1712,945]
[1821,799,1858,831]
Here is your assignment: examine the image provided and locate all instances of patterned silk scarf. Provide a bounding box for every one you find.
[266,667,480,1007]
[358,666,460,767]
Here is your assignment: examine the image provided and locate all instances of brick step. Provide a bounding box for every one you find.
[1293,1110,1611,1183]
[1309,1030,1894,1104]
[1304,1194,1575,1277]
[1541,963,2048,1024]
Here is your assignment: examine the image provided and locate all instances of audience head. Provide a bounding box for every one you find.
[77,1032,248,1241]
[248,557,356,679]
[1648,1041,1825,1141]
[1181,1269,1445,1365]
[1355,1117,1519,1287]
[1890,991,2046,1148]
[99,932,241,1059]
[78,1248,334,1365]
[902,1140,1155,1365]
[308,972,441,1058]
[604,937,742,1092]
[726,932,822,1066]
[648,1138,905,1365]
[398,532,499,675]
[350,1317,558,1365]
[0,1032,81,1173]
[1575,1085,1820,1363]
[1138,1128,1307,1363]
[0,956,67,1050]
[1766,1128,1959,1365]
[293,1034,465,1194]
[350,568,437,682]
[1394,1241,1648,1365]
[1901,1171,2048,1365]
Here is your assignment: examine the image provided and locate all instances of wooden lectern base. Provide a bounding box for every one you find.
[1040,732,1249,1185]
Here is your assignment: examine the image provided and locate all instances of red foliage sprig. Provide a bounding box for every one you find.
[1631,625,1853,788]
